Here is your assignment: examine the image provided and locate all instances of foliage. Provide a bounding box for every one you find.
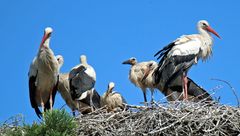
[0,110,77,136]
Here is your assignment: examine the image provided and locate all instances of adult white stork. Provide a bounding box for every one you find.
[101,82,127,112]
[154,20,220,100]
[122,57,158,104]
[69,55,99,111]
[28,27,59,118]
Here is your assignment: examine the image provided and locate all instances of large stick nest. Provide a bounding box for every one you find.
[76,101,240,136]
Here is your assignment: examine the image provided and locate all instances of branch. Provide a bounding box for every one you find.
[211,78,240,107]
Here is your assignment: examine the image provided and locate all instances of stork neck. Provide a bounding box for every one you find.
[81,61,88,66]
[132,61,137,65]
[80,57,88,66]
[58,62,63,71]
[198,28,212,40]
[41,38,51,48]
[107,88,113,94]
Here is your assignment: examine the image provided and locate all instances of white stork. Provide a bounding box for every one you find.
[69,55,100,111]
[154,20,221,100]
[28,27,59,118]
[55,55,79,116]
[101,82,127,112]
[122,57,158,104]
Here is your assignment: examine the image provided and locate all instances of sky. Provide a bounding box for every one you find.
[0,0,239,124]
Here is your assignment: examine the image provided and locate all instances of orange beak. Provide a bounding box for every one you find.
[206,26,221,39]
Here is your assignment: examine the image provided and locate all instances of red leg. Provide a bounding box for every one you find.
[181,74,185,100]
[40,93,45,112]
[183,72,188,100]
[49,90,53,110]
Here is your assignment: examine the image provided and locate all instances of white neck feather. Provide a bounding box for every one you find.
[198,28,214,61]
[43,38,51,48]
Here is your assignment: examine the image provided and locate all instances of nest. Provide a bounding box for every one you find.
[76,101,240,136]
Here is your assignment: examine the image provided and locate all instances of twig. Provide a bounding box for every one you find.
[211,78,240,107]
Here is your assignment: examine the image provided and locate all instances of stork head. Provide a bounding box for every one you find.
[107,82,115,94]
[122,57,137,65]
[56,55,64,68]
[40,27,53,48]
[198,20,221,39]
[80,55,88,65]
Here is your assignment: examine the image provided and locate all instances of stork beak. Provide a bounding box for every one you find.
[108,88,113,93]
[206,26,221,39]
[40,32,52,47]
[122,59,131,64]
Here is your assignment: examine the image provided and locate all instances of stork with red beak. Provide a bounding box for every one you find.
[154,20,221,100]
[28,27,59,118]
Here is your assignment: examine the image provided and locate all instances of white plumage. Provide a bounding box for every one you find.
[154,20,220,100]
[69,55,100,112]
[28,27,59,118]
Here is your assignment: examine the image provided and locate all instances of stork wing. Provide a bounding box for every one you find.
[84,66,96,81]
[154,35,201,86]
[69,65,95,99]
[141,62,156,82]
[28,58,42,118]
[69,66,84,99]
[80,89,101,108]
[167,77,213,101]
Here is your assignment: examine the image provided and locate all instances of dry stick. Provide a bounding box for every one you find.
[149,112,191,134]
[75,99,240,135]
[211,78,240,107]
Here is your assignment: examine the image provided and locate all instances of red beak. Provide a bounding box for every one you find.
[206,26,221,39]
[40,33,48,47]
[40,32,51,48]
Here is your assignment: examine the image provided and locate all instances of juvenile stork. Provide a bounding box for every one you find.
[122,57,158,104]
[101,82,127,112]
[55,55,79,116]
[154,20,221,100]
[28,27,59,118]
[69,55,100,111]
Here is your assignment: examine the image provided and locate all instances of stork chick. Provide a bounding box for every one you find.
[122,57,158,104]
[101,82,126,112]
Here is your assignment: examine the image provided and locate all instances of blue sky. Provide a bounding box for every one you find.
[0,0,239,123]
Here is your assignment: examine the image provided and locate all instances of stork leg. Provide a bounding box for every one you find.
[39,92,45,112]
[142,89,148,106]
[72,110,76,116]
[41,100,45,112]
[49,91,53,110]
[182,72,188,100]
[40,96,45,118]
[90,89,94,112]
[150,89,154,103]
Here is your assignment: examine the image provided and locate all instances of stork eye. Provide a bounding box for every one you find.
[202,23,207,26]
